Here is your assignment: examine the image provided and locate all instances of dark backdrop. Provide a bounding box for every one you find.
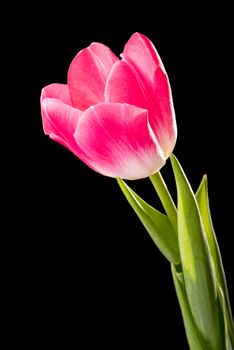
[16,3,233,348]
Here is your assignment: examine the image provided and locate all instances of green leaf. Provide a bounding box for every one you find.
[196,175,234,348]
[218,285,233,350]
[170,154,223,350]
[171,264,206,350]
[117,178,180,264]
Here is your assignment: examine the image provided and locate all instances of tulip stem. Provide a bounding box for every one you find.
[149,171,177,234]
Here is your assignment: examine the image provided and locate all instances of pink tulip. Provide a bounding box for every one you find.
[41,33,177,179]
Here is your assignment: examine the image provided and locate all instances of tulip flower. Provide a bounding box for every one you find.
[40,34,234,349]
[41,33,177,179]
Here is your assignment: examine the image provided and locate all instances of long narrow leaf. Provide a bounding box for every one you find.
[170,154,223,350]
[117,178,180,264]
[196,175,234,348]
[171,264,206,350]
[218,285,233,350]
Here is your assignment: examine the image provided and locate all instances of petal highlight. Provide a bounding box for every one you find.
[41,95,95,169]
[41,83,72,105]
[68,43,118,110]
[74,103,165,180]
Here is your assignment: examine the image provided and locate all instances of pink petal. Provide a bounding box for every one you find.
[41,97,82,152]
[41,83,72,105]
[121,32,164,85]
[121,33,177,157]
[74,103,165,180]
[105,60,147,109]
[151,67,177,157]
[68,43,118,110]
[41,96,95,169]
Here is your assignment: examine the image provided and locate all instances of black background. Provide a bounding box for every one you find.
[13,3,234,348]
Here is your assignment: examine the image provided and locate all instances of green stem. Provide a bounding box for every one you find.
[149,171,177,234]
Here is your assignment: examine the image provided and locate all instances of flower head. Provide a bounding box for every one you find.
[41,33,177,179]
